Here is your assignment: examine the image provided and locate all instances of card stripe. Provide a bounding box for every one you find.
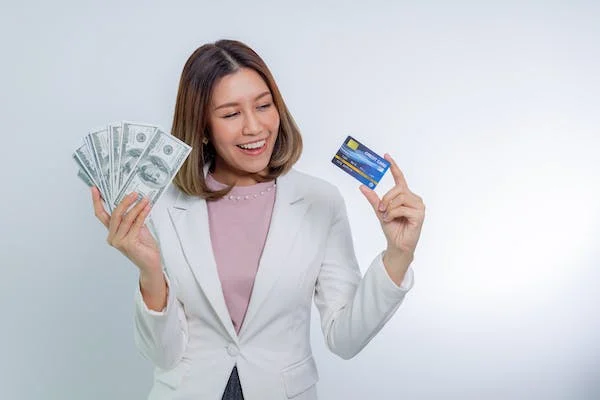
[333,154,378,185]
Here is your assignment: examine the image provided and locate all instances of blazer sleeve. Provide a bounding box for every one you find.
[313,187,414,360]
[133,217,188,370]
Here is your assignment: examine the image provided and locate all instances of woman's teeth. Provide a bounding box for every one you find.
[238,140,265,150]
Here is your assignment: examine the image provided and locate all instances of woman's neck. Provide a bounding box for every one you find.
[210,162,269,186]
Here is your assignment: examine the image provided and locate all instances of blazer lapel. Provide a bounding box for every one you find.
[238,170,309,338]
[165,167,308,342]
[167,191,239,343]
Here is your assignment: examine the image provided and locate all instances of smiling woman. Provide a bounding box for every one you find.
[171,40,303,199]
[90,39,424,400]
[208,68,281,185]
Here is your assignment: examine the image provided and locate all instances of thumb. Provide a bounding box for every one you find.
[359,185,381,217]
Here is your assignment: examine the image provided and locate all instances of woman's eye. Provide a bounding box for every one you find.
[257,103,272,110]
[223,112,239,119]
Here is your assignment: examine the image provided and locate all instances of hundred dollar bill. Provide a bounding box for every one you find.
[77,168,94,187]
[114,129,191,206]
[109,123,123,194]
[73,143,113,211]
[119,122,158,194]
[73,143,102,192]
[108,125,114,194]
[87,127,112,202]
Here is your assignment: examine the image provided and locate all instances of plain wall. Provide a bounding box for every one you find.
[1,1,599,399]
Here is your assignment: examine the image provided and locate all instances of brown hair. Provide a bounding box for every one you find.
[171,39,303,200]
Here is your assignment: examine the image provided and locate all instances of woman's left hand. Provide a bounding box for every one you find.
[359,154,426,262]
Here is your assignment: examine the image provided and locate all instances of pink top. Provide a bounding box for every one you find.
[205,174,276,335]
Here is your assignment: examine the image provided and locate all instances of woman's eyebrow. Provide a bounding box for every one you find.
[255,91,271,101]
[214,91,272,110]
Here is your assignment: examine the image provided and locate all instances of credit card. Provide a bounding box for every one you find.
[331,136,390,189]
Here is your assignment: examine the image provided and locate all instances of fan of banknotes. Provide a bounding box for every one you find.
[73,121,192,213]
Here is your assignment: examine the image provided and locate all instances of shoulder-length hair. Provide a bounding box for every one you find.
[171,39,303,200]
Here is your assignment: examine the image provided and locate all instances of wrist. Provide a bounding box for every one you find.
[139,269,168,312]
[139,267,167,296]
[139,265,163,282]
[384,247,413,264]
[382,248,413,286]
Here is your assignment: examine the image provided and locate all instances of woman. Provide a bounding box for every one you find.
[91,39,425,400]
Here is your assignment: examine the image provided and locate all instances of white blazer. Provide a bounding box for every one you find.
[134,168,414,400]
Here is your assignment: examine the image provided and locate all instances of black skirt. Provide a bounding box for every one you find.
[221,366,244,400]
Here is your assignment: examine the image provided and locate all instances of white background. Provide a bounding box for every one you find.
[1,1,599,399]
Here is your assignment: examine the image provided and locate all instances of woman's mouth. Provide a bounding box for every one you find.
[236,139,267,155]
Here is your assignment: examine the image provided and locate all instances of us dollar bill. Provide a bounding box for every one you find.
[119,122,158,194]
[73,143,102,193]
[87,127,112,202]
[114,129,191,206]
[77,168,94,187]
[73,143,113,211]
[109,123,123,194]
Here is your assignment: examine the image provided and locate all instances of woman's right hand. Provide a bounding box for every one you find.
[92,187,161,276]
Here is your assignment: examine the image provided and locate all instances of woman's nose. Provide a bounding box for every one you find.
[242,110,261,135]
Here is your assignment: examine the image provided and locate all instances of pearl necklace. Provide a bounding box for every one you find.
[226,182,277,201]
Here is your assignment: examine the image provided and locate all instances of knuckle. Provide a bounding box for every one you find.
[114,206,125,216]
[128,214,139,224]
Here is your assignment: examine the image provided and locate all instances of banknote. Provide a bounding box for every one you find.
[119,122,158,192]
[114,129,191,206]
[74,144,103,194]
[73,121,191,214]
[74,143,113,211]
[87,127,112,201]
[77,168,94,187]
[109,123,123,195]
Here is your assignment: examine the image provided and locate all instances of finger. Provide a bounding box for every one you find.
[382,205,422,223]
[379,185,408,212]
[359,185,382,218]
[380,187,423,212]
[384,153,408,189]
[107,192,139,244]
[91,187,110,228]
[113,196,150,244]
[129,199,152,240]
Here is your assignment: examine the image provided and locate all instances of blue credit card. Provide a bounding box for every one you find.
[331,136,390,189]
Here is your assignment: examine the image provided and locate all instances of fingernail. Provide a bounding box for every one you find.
[379,202,385,212]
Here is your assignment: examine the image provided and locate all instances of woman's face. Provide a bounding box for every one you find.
[208,67,280,186]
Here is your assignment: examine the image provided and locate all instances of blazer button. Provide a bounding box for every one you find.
[227,343,239,357]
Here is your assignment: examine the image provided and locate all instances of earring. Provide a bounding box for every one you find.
[202,137,209,145]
